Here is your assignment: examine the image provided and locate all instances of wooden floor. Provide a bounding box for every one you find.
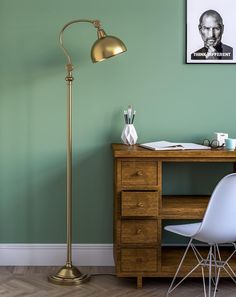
[0,266,235,297]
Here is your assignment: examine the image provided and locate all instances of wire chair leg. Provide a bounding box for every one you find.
[208,245,212,297]
[211,243,222,297]
[213,267,221,297]
[212,244,217,286]
[166,238,193,297]
[167,241,236,297]
[213,242,236,295]
[201,265,207,297]
[222,243,236,284]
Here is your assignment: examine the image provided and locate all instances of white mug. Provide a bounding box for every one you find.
[225,138,236,151]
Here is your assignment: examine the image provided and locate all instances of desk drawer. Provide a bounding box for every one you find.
[121,248,157,272]
[121,161,158,186]
[121,191,158,217]
[121,220,157,244]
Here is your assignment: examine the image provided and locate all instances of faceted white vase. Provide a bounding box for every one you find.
[121,124,138,145]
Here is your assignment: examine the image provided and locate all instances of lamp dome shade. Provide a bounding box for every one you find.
[91,35,127,63]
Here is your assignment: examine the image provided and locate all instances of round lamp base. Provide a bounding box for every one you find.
[48,264,90,286]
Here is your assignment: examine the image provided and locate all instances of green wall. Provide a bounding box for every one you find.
[0,0,235,243]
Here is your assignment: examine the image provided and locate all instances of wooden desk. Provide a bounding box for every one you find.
[112,144,236,288]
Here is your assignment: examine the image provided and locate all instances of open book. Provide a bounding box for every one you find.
[139,141,211,151]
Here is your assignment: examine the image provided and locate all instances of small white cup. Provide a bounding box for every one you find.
[225,138,236,151]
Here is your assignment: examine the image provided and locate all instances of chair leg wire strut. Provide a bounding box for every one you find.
[167,240,236,297]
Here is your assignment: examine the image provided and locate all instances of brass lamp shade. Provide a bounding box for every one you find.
[91,31,127,63]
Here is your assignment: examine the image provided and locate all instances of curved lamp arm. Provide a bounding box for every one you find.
[59,19,101,65]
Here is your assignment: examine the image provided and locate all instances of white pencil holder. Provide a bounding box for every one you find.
[121,124,138,145]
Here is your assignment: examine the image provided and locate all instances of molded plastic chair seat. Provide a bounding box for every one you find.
[165,173,236,297]
[165,222,201,238]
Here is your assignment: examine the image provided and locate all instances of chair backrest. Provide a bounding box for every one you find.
[195,173,236,244]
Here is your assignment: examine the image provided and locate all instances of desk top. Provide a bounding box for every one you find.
[112,144,236,161]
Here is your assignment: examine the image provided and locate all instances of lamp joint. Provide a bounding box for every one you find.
[93,20,101,29]
[66,262,72,268]
[65,64,74,81]
[66,64,73,72]
[65,76,74,82]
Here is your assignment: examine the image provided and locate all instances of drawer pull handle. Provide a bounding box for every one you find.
[136,202,144,208]
[136,228,142,234]
[136,170,143,176]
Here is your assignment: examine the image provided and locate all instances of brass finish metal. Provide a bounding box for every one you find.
[91,31,127,63]
[136,170,143,176]
[59,19,127,65]
[137,202,144,207]
[48,20,126,286]
[48,264,90,285]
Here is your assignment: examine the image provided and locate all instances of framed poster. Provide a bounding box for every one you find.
[186,0,236,64]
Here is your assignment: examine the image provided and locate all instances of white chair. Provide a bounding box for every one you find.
[165,173,236,297]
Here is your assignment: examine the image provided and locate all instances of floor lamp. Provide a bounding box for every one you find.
[48,19,127,285]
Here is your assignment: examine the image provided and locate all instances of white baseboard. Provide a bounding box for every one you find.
[0,244,114,266]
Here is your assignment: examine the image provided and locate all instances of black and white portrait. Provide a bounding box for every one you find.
[186,0,236,64]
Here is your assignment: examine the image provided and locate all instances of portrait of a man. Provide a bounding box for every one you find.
[187,0,235,64]
[191,10,233,60]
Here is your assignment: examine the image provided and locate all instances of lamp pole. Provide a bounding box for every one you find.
[48,19,126,286]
